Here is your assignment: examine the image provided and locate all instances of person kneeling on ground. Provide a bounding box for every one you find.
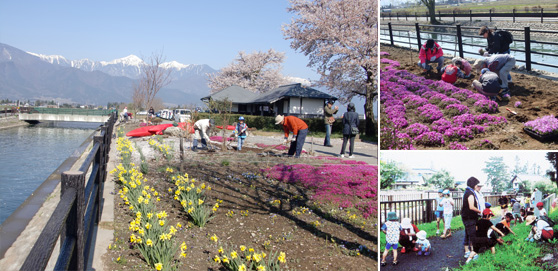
[191,119,214,152]
[466,208,505,264]
[275,115,308,158]
[399,217,419,254]
[472,68,502,101]
[452,57,472,78]
[418,39,444,73]
[381,212,402,266]
[525,215,554,242]
[473,54,516,101]
[440,60,466,84]
[495,212,517,236]
[415,230,431,256]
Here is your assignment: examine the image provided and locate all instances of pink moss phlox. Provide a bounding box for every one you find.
[524,115,558,135]
[449,141,469,150]
[406,123,430,137]
[444,126,474,141]
[415,131,445,146]
[473,99,499,113]
[431,118,453,134]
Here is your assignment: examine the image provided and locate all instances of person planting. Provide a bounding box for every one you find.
[473,54,516,101]
[417,39,444,73]
[525,215,555,242]
[494,212,516,236]
[465,208,505,264]
[472,68,502,101]
[440,60,466,85]
[275,115,308,158]
[191,119,214,152]
[399,217,419,254]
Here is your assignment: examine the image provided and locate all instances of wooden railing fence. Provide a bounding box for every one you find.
[20,111,116,270]
[382,9,558,23]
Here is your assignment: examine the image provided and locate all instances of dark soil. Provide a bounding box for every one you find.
[102,128,377,270]
[380,45,558,150]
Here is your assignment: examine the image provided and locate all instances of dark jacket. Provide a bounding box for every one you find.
[461,177,480,220]
[342,110,359,135]
[486,31,510,54]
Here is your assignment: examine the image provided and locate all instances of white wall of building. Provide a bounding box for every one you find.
[288,98,324,115]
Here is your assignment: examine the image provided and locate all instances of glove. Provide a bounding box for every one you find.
[483,52,489,57]
[430,56,436,62]
[291,136,296,142]
[283,138,288,145]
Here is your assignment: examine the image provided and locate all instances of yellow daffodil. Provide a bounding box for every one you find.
[210,234,218,242]
[240,245,246,251]
[231,251,238,259]
[213,256,221,263]
[239,264,247,271]
[257,265,266,271]
[146,239,153,247]
[155,263,163,271]
[278,252,286,263]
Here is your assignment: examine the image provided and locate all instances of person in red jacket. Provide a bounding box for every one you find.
[440,60,465,84]
[275,115,308,158]
[418,39,444,73]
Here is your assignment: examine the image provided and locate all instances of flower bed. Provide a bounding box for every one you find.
[380,57,507,149]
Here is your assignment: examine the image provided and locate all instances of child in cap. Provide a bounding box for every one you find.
[399,217,419,253]
[440,189,455,238]
[535,202,548,218]
[234,116,248,151]
[466,208,505,264]
[381,212,402,266]
[415,230,431,256]
[435,189,445,235]
[525,215,554,242]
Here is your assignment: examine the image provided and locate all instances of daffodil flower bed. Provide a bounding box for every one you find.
[148,137,173,161]
[172,173,219,227]
[213,243,287,271]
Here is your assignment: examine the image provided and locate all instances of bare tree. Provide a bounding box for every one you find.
[207,49,289,93]
[283,0,378,137]
[134,52,173,110]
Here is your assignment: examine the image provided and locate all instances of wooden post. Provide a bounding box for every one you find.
[456,24,464,58]
[525,27,532,71]
[396,12,399,21]
[94,135,103,223]
[415,12,417,21]
[388,22,394,46]
[453,10,456,23]
[541,8,544,23]
[180,135,184,172]
[62,171,85,271]
[489,10,492,22]
[415,23,422,51]
[513,9,516,23]
[425,199,433,223]
[438,11,441,21]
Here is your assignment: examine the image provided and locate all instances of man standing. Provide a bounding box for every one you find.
[323,100,338,147]
[191,119,214,152]
[275,115,308,158]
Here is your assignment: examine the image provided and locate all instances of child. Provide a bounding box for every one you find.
[234,116,248,151]
[440,60,466,84]
[525,215,554,242]
[415,230,431,256]
[381,212,402,266]
[524,194,531,209]
[452,57,472,77]
[440,189,455,238]
[511,199,522,225]
[535,202,548,218]
[495,212,516,236]
[466,209,505,264]
[435,189,445,235]
[400,217,419,253]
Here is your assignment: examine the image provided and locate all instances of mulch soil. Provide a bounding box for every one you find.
[380,45,558,150]
[102,125,377,270]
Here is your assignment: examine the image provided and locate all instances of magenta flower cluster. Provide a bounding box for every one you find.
[524,115,558,136]
[263,163,378,218]
[380,56,507,149]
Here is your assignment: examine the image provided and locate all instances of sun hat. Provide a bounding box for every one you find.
[536,202,544,208]
[401,217,412,228]
[209,119,215,126]
[443,189,450,195]
[482,208,494,217]
[485,202,492,208]
[525,215,536,225]
[387,211,398,221]
[274,115,284,125]
[417,230,427,240]
[438,189,444,193]
[239,116,245,121]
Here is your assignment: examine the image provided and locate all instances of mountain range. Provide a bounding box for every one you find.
[0,43,217,106]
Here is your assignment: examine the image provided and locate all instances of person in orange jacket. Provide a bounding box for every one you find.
[275,115,308,158]
[418,39,444,73]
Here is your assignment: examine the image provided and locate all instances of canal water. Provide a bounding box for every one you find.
[0,121,100,225]
[380,29,558,74]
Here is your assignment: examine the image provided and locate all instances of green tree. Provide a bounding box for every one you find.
[380,160,405,189]
[426,169,455,189]
[546,152,558,188]
[482,156,510,192]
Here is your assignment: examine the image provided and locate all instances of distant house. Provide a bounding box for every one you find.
[201,83,337,118]
[393,167,437,189]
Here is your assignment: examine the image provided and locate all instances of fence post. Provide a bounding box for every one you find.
[513,9,516,23]
[453,10,456,23]
[94,135,104,223]
[415,23,422,51]
[525,26,532,71]
[456,24,464,58]
[388,22,394,46]
[62,171,85,271]
[406,13,408,21]
[489,10,492,22]
[415,12,417,21]
[470,10,472,22]
[438,11,441,21]
[425,199,433,223]
[541,8,544,23]
[397,12,399,21]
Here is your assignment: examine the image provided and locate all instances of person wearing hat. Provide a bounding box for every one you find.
[399,217,419,254]
[417,39,444,73]
[191,119,215,152]
[323,100,338,147]
[275,115,308,158]
[381,212,402,266]
[339,103,359,158]
[234,116,248,151]
[440,189,455,238]
[415,230,431,256]
[535,201,548,218]
[465,208,505,264]
[435,189,445,235]
[525,215,554,242]
[461,177,484,259]
[472,54,515,100]
[478,26,511,55]
[472,68,502,101]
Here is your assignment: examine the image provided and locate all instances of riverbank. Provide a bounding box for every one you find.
[0,116,29,130]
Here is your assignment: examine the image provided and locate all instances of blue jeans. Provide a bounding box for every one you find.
[324,124,332,146]
[418,56,444,72]
[288,128,308,158]
[192,138,207,150]
[237,136,246,151]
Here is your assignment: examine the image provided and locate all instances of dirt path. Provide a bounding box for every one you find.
[380,45,558,150]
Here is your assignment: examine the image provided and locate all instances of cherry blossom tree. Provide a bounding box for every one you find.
[283,0,377,137]
[207,49,289,93]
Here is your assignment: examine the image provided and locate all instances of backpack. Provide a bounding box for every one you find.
[539,215,556,227]
[497,30,514,44]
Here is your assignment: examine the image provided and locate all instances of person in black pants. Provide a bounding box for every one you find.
[339,103,359,158]
[461,177,483,260]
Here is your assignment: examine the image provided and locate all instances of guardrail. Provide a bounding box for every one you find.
[20,107,114,116]
[380,194,502,224]
[381,9,558,23]
[381,22,558,72]
[20,111,116,270]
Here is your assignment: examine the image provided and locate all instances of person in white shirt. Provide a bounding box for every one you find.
[191,119,214,152]
[440,189,455,238]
